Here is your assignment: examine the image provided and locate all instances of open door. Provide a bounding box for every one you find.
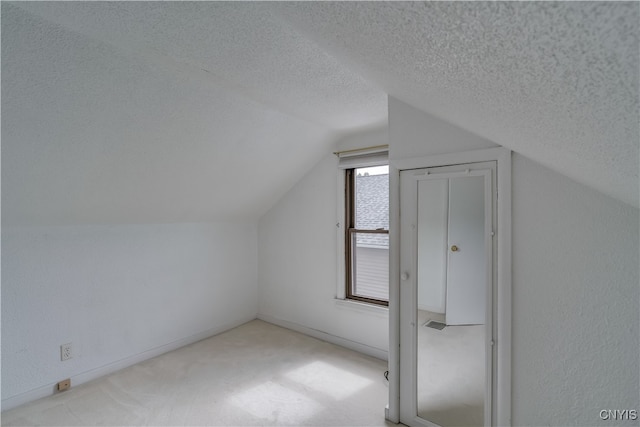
[445,175,487,326]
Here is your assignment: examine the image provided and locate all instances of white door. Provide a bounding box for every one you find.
[446,175,487,325]
[399,162,495,427]
[417,178,448,314]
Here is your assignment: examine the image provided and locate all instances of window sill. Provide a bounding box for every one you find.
[334,298,389,317]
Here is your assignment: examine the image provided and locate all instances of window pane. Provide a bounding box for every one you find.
[355,166,389,230]
[350,232,389,301]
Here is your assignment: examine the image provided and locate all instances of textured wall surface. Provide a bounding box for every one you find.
[512,155,639,426]
[2,223,258,405]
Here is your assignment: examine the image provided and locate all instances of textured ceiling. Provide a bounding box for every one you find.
[2,2,638,226]
[9,2,387,130]
[2,2,386,225]
[274,1,639,208]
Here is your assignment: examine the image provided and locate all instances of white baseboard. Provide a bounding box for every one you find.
[257,314,389,361]
[1,315,256,412]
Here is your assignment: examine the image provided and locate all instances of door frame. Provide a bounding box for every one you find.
[386,147,511,426]
[400,163,494,426]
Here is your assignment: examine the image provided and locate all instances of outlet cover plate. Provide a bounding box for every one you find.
[61,343,72,361]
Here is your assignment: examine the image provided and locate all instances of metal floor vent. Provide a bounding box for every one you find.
[424,320,446,330]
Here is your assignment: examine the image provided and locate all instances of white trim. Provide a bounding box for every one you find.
[387,164,401,423]
[402,164,495,426]
[334,298,389,318]
[337,151,388,169]
[388,147,512,427]
[392,147,508,172]
[1,315,256,411]
[334,144,388,157]
[403,415,443,427]
[484,166,495,427]
[258,314,389,361]
[496,148,512,427]
[336,169,347,300]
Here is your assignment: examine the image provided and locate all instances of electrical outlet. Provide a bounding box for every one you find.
[57,378,71,391]
[61,343,72,361]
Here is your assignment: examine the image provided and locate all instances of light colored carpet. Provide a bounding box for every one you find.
[2,320,394,426]
[417,311,485,427]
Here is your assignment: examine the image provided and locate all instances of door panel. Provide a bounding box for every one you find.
[446,176,486,326]
[417,179,448,314]
[399,162,495,427]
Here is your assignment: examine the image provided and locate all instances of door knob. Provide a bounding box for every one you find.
[451,245,459,252]
[401,272,409,281]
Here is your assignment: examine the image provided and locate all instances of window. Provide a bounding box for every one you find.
[345,164,389,306]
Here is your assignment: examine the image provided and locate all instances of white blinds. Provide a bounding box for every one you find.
[336,147,388,169]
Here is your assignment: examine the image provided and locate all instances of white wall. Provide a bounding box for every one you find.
[257,129,389,360]
[511,154,639,426]
[389,97,498,159]
[1,222,258,409]
[389,96,639,426]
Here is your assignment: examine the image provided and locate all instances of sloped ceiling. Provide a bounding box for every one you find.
[274,1,639,208]
[2,2,387,225]
[2,2,638,227]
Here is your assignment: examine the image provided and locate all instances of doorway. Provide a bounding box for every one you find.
[397,160,499,427]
